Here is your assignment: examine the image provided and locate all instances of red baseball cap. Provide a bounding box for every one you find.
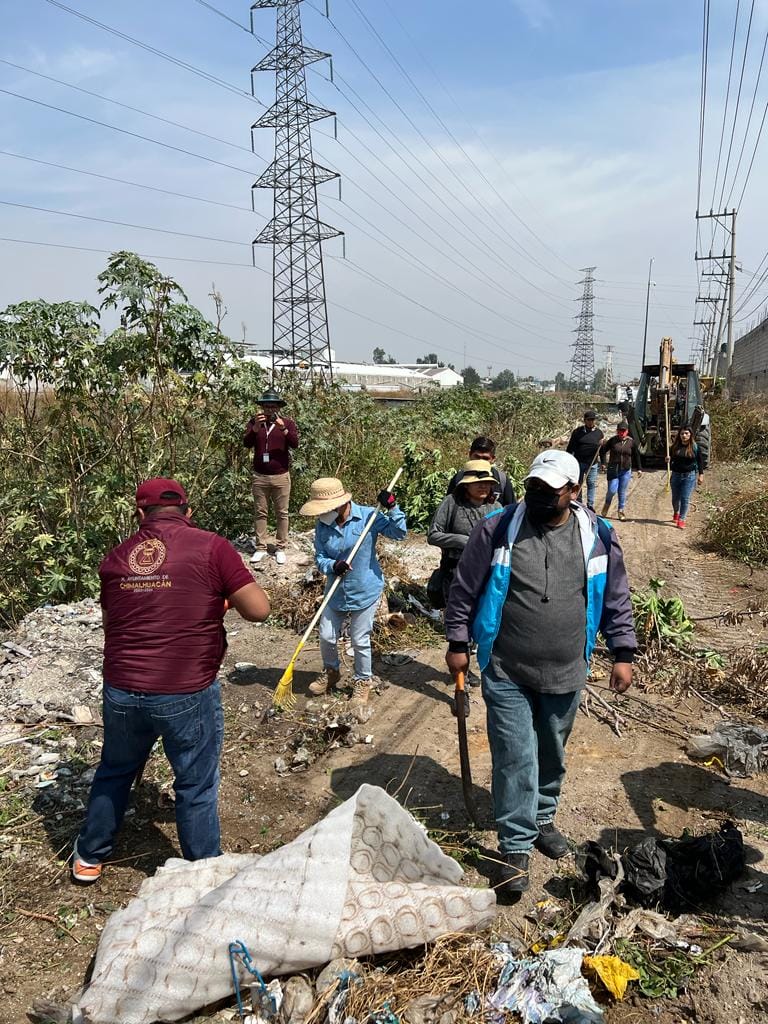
[135,477,188,509]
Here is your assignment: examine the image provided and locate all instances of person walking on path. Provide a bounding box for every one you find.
[429,460,503,605]
[446,436,516,506]
[72,478,270,884]
[444,450,636,895]
[300,478,407,701]
[566,410,604,511]
[599,420,641,521]
[243,389,299,566]
[670,426,704,529]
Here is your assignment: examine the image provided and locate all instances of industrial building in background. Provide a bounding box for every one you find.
[569,267,596,390]
[250,0,342,381]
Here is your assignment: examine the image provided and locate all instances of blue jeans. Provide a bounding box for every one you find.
[605,469,631,511]
[482,669,581,853]
[579,461,599,508]
[77,681,224,863]
[671,470,697,519]
[319,601,378,680]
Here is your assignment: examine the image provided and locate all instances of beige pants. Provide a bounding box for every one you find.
[251,471,291,550]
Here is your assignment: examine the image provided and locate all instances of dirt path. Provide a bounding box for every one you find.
[2,472,768,1023]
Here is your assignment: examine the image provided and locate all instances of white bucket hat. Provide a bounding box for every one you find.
[299,477,352,517]
[525,450,581,490]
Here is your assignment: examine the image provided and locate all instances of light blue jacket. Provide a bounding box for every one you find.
[445,502,636,672]
[314,502,407,612]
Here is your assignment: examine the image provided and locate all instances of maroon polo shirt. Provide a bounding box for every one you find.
[99,511,255,694]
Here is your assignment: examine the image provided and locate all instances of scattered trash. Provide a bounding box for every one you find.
[488,946,604,1024]
[687,721,768,777]
[402,991,462,1024]
[280,975,314,1024]
[406,595,442,624]
[583,954,640,1000]
[614,908,701,949]
[729,928,768,953]
[622,822,745,911]
[75,785,496,1024]
[381,651,417,666]
[582,823,745,914]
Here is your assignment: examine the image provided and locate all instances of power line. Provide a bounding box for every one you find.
[42,0,265,106]
[0,58,258,156]
[724,25,768,207]
[0,199,252,246]
[0,235,570,372]
[0,87,258,175]
[0,150,254,213]
[376,0,574,275]
[29,5,574,319]
[710,0,741,214]
[717,0,756,210]
[345,0,573,280]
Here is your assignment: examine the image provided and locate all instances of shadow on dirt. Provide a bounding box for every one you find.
[33,763,179,877]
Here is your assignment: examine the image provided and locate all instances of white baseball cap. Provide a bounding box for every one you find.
[525,450,581,490]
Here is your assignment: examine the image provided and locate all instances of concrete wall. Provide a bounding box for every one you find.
[731,319,768,397]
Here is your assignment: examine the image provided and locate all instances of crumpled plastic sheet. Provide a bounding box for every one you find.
[582,955,639,1000]
[687,721,768,777]
[74,784,496,1024]
[486,947,604,1024]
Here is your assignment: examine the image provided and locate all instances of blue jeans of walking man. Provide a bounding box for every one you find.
[482,670,581,853]
[671,470,697,520]
[76,681,224,864]
[319,600,378,680]
[579,461,599,509]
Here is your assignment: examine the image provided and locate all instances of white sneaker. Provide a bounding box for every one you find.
[250,550,268,564]
[275,550,286,565]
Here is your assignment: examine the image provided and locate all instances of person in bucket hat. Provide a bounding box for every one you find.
[428,459,502,610]
[243,389,299,566]
[300,477,407,701]
[444,449,636,895]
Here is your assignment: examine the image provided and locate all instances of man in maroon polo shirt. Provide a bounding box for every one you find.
[72,478,270,884]
[243,389,299,566]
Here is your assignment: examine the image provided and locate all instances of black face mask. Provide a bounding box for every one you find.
[525,488,564,525]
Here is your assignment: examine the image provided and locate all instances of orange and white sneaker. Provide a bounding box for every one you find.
[72,842,103,884]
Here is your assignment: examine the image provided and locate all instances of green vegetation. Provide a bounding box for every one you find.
[0,252,574,626]
[705,489,768,566]
[708,397,768,463]
[631,578,694,651]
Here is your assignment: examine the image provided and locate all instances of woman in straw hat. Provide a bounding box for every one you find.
[300,477,407,699]
[428,459,503,608]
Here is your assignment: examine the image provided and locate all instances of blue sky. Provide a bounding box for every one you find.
[2,0,767,380]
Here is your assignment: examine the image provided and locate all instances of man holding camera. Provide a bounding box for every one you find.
[243,390,299,565]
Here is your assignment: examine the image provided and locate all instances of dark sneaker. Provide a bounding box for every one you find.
[497,852,530,893]
[534,822,570,860]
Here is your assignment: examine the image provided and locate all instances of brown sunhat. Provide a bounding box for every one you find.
[299,477,353,516]
[459,459,497,485]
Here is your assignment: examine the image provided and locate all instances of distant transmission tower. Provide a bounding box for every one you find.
[569,267,596,390]
[250,0,342,381]
[603,345,614,390]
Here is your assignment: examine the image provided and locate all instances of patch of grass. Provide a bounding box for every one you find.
[0,790,28,826]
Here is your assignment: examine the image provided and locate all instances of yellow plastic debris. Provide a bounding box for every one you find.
[583,954,640,1000]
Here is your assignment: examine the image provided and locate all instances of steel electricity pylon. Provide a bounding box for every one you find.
[250,0,342,380]
[569,267,596,390]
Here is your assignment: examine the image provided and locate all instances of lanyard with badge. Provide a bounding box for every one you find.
[262,422,275,465]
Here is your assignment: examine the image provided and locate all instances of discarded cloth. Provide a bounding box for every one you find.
[687,721,768,777]
[75,784,496,1024]
[622,821,745,911]
[487,947,604,1024]
[583,955,639,1000]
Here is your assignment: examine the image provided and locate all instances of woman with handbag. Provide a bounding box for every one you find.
[428,460,503,608]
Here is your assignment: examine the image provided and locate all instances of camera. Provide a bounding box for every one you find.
[268,412,278,424]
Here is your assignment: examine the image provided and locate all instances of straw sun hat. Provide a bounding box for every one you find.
[299,477,353,517]
[460,459,497,485]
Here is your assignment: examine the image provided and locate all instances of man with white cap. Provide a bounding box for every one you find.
[445,449,636,894]
[300,477,407,699]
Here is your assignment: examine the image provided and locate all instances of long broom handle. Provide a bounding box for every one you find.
[290,467,404,652]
